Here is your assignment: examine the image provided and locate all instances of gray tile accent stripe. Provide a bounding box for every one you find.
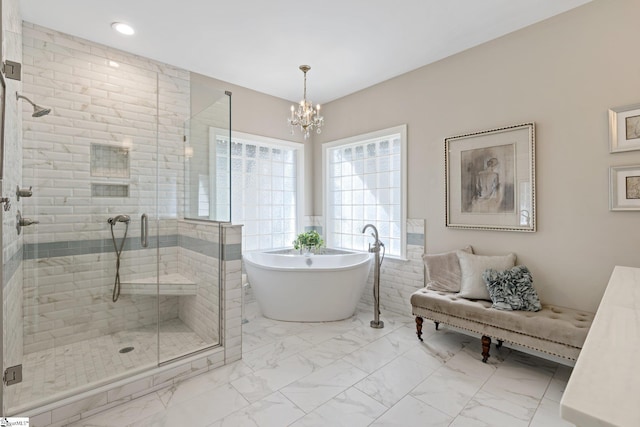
[21,234,242,261]
[3,247,23,290]
[407,232,425,246]
[8,233,239,289]
[304,225,323,235]
[23,234,179,260]
[178,235,219,258]
[222,243,242,261]
[17,231,415,263]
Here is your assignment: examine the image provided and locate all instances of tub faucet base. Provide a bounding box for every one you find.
[370,320,384,329]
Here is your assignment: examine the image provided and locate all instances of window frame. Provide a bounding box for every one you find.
[209,129,305,251]
[322,124,408,259]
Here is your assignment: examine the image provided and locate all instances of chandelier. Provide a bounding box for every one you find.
[288,65,324,139]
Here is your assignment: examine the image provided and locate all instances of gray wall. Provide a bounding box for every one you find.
[313,0,640,312]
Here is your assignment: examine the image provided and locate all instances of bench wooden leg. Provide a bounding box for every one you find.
[481,335,491,363]
[496,340,503,349]
[434,321,439,331]
[415,316,423,341]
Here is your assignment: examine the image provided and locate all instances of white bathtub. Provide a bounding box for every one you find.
[243,251,373,322]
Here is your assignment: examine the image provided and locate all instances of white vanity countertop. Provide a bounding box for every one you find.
[560,265,640,427]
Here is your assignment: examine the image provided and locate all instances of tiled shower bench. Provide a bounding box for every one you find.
[410,288,594,363]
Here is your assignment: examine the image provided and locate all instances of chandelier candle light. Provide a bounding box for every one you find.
[288,65,324,139]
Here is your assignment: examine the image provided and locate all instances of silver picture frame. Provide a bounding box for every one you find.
[609,165,640,211]
[609,103,640,153]
[445,122,536,232]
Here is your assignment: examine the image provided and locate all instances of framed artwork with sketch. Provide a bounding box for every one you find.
[609,165,640,210]
[609,103,640,153]
[445,122,536,232]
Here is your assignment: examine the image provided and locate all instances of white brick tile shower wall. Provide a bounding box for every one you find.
[21,249,180,354]
[20,22,191,354]
[178,221,222,344]
[6,22,242,423]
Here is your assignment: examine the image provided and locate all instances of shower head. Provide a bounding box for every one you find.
[16,93,51,117]
[32,105,52,117]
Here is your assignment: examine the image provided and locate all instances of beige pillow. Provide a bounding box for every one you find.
[457,251,516,300]
[423,246,473,292]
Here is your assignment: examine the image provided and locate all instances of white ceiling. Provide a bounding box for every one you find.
[20,0,592,104]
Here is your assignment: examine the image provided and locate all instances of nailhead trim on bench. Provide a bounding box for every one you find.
[412,307,582,351]
[410,288,593,360]
[412,311,579,360]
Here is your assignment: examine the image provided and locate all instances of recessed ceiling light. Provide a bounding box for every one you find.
[111,22,135,36]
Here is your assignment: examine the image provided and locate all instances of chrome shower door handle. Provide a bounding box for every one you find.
[141,213,148,248]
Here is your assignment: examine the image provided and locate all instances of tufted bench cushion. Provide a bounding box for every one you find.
[411,288,594,361]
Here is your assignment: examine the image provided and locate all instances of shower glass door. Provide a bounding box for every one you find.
[10,52,162,412]
[3,26,226,416]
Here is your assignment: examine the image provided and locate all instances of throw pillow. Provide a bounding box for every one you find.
[457,251,516,300]
[482,265,542,311]
[423,246,473,292]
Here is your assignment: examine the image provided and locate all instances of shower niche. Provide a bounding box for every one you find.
[3,29,236,420]
[90,143,130,197]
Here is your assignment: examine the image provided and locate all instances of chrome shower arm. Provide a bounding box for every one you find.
[16,93,36,108]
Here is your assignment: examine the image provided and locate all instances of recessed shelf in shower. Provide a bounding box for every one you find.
[91,183,129,197]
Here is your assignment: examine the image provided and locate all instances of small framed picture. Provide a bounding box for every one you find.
[609,165,640,210]
[609,103,640,153]
[445,123,535,231]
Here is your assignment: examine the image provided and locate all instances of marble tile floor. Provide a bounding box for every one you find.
[66,301,575,427]
[8,318,213,413]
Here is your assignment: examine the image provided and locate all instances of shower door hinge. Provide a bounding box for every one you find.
[2,60,22,81]
[3,364,22,386]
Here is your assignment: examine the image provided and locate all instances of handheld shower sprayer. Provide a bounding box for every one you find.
[108,214,131,302]
[16,93,51,117]
[108,215,131,225]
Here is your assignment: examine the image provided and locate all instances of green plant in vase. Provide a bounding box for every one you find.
[293,230,325,254]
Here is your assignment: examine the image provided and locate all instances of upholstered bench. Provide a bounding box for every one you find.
[411,288,594,362]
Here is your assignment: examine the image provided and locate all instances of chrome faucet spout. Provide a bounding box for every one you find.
[362,224,379,242]
[362,224,381,253]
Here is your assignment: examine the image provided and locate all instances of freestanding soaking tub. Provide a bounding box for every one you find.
[243,251,374,321]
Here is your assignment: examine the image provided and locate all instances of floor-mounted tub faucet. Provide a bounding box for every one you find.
[362,224,385,329]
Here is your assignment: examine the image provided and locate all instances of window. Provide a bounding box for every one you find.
[324,125,407,258]
[212,130,303,252]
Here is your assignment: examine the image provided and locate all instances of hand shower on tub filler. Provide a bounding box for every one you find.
[362,224,385,329]
[108,215,131,302]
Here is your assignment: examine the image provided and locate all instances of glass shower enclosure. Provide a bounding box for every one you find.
[2,34,231,415]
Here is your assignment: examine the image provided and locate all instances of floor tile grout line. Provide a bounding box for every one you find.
[464,349,554,425]
[71,303,572,427]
